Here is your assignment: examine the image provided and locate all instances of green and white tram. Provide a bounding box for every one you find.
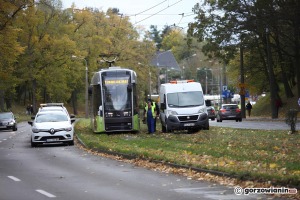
[90,66,140,133]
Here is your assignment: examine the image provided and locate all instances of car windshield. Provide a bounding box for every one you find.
[39,108,64,112]
[0,113,13,119]
[167,91,204,107]
[36,113,68,123]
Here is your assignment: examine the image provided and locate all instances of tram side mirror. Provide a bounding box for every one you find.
[127,84,132,92]
[88,86,93,95]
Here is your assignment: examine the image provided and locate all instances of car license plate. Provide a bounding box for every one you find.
[47,138,59,142]
[184,123,195,127]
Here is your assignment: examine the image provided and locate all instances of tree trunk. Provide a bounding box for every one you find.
[4,94,12,110]
[0,90,5,111]
[274,29,294,98]
[32,79,37,114]
[294,27,300,98]
[265,29,278,119]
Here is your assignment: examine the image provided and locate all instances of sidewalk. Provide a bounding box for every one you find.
[243,116,286,122]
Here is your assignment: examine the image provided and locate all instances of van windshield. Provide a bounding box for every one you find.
[167,91,204,107]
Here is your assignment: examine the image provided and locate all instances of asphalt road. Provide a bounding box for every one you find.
[0,122,286,200]
[210,118,299,130]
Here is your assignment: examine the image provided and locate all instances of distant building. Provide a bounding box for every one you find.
[150,51,180,71]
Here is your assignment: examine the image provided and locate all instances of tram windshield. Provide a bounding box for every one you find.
[102,73,131,111]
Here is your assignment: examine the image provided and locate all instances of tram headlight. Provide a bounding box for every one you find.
[105,112,113,117]
[123,111,131,117]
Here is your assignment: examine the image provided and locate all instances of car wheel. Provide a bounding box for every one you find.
[68,140,74,146]
[236,119,238,122]
[31,139,37,147]
[12,125,17,131]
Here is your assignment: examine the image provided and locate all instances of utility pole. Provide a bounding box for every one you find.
[72,55,89,118]
[240,40,246,118]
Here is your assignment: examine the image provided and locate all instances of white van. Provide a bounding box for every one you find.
[159,80,209,132]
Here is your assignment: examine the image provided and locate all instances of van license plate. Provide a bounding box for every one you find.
[184,123,195,127]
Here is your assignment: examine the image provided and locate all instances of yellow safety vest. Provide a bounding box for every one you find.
[145,103,156,118]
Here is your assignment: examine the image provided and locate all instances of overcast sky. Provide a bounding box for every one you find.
[61,0,200,31]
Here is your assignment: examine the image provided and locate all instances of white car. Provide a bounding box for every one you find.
[38,103,71,118]
[28,111,75,147]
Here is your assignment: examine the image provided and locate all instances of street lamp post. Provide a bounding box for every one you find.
[72,55,89,118]
[183,54,196,80]
[138,63,151,99]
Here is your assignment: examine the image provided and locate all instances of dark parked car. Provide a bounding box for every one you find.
[216,104,242,122]
[207,106,216,120]
[0,112,17,131]
[205,99,216,120]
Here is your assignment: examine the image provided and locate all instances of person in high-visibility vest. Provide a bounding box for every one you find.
[144,99,156,133]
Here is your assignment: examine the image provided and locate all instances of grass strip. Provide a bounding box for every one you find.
[75,119,300,188]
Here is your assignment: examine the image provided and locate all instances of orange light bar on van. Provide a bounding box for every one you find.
[169,80,195,84]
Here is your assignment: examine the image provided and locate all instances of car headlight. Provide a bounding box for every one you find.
[32,128,39,133]
[65,127,72,132]
[167,110,178,116]
[8,121,14,125]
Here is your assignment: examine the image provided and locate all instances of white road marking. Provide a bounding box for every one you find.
[7,176,21,181]
[36,190,56,198]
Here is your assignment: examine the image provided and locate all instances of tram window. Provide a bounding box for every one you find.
[92,85,102,116]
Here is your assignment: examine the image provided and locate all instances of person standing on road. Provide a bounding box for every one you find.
[26,104,31,115]
[246,101,252,117]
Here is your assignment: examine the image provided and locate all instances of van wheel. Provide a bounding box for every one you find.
[165,122,171,133]
[161,124,166,133]
[203,121,209,130]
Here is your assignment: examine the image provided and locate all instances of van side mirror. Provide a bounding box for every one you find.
[205,100,212,107]
[160,103,166,110]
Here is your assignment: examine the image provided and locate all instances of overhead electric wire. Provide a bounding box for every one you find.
[134,0,167,16]
[134,0,183,25]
